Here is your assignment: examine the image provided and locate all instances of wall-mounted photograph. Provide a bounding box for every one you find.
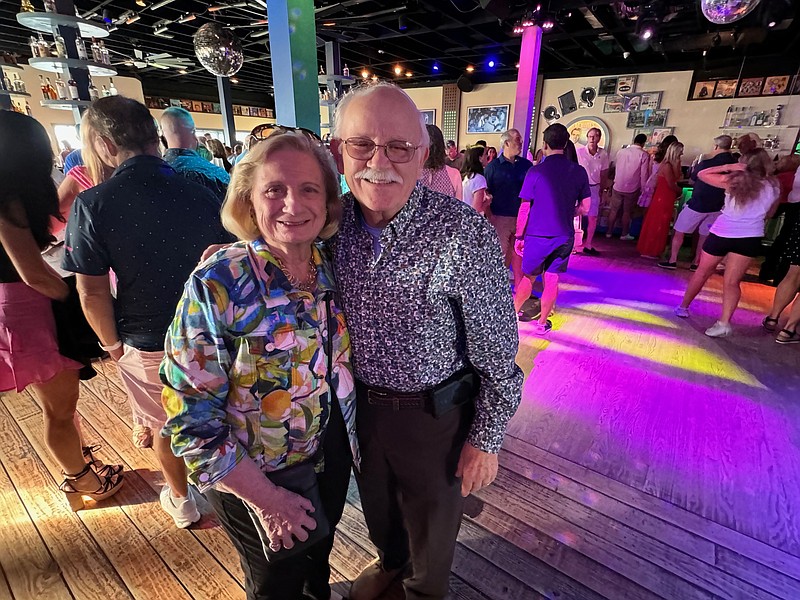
[623,91,662,111]
[420,109,436,125]
[616,75,638,95]
[763,76,790,95]
[558,90,578,116]
[691,81,716,100]
[466,105,509,133]
[603,95,626,113]
[714,80,738,98]
[627,109,668,129]
[738,77,765,97]
[598,77,618,95]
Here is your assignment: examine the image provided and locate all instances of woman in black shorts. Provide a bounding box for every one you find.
[764,215,800,343]
[675,150,779,337]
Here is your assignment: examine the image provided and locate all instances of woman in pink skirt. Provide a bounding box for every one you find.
[0,112,123,511]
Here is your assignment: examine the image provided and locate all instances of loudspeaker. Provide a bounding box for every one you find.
[457,75,473,92]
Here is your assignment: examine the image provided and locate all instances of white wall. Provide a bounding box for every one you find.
[534,70,800,164]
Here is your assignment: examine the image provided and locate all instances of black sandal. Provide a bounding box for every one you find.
[82,445,123,478]
[775,328,800,345]
[762,316,779,332]
[60,460,124,512]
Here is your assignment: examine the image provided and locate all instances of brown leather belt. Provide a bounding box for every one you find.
[356,380,431,411]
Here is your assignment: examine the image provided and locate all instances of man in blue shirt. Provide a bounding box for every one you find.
[161,107,230,202]
[659,135,736,270]
[484,128,533,287]
[63,96,231,529]
[514,124,591,334]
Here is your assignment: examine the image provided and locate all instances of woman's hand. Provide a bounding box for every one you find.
[249,485,317,551]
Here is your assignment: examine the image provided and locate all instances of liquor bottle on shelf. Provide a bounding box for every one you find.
[2,73,11,92]
[88,77,99,101]
[108,78,118,96]
[43,0,55,12]
[39,74,48,99]
[319,64,325,75]
[99,40,110,65]
[723,105,732,127]
[54,74,67,100]
[91,38,102,63]
[54,35,67,59]
[75,37,89,61]
[773,137,780,151]
[25,101,32,116]
[44,77,57,100]
[12,74,26,94]
[37,33,49,58]
[20,0,35,12]
[101,84,110,97]
[772,105,782,127]
[68,78,79,100]
[29,36,42,58]
[342,64,350,77]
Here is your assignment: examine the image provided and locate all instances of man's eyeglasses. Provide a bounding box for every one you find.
[342,137,423,164]
[249,123,322,144]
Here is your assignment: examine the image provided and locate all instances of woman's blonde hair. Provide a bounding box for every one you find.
[728,148,776,206]
[79,116,108,186]
[221,131,341,241]
[663,141,684,165]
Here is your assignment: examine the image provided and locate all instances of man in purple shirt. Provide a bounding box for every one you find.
[514,124,591,334]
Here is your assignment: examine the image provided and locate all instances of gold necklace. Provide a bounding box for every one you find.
[272,251,317,292]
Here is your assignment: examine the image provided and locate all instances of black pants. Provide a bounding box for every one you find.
[355,388,474,600]
[206,400,352,600]
[761,203,800,283]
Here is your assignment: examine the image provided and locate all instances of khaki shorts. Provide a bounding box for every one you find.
[490,215,517,257]
[116,345,168,430]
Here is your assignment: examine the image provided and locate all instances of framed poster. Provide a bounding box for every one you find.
[169,98,182,107]
[201,102,213,113]
[763,76,790,95]
[558,90,578,116]
[738,77,764,97]
[633,128,653,146]
[691,81,716,100]
[598,77,618,95]
[466,105,509,133]
[623,91,662,111]
[603,94,625,113]
[627,109,668,128]
[419,109,436,125]
[714,80,738,98]
[627,110,647,129]
[565,116,610,149]
[212,102,221,113]
[616,75,638,95]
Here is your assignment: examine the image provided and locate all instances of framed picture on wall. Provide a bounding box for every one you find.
[202,102,213,113]
[466,105,509,133]
[627,110,647,129]
[623,92,663,112]
[691,81,716,100]
[598,77,618,95]
[651,127,675,146]
[212,103,221,113]
[616,75,638,95]
[419,109,436,125]
[714,80,738,98]
[763,76,790,95]
[633,128,653,146]
[646,109,669,127]
[737,77,764,97]
[603,94,625,113]
[558,90,578,116]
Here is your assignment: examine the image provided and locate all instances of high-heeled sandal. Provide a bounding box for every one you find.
[59,462,124,512]
[82,445,123,478]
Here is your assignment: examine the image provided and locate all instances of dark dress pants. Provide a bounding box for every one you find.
[354,390,474,600]
[205,399,352,600]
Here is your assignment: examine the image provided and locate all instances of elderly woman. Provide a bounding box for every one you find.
[161,131,358,600]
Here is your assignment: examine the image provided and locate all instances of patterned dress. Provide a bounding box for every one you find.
[160,238,359,492]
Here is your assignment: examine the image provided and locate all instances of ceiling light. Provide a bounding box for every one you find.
[154,31,174,38]
[371,75,378,81]
[209,2,248,11]
[394,65,402,75]
[179,69,187,74]
[377,49,384,54]
[487,59,495,68]
[149,0,175,10]
[432,63,439,71]
[702,49,708,56]
[361,69,369,78]
[405,71,412,77]
[230,77,239,83]
[126,14,141,24]
[178,13,196,23]
[542,18,555,30]
[322,21,336,26]
[398,15,407,31]
[768,20,777,27]
[154,24,170,34]
[515,62,520,68]
[136,0,146,5]
[466,65,474,72]
[641,26,653,40]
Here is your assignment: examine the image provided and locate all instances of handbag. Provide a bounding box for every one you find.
[244,245,336,561]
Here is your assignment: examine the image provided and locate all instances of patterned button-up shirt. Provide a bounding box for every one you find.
[161,239,359,492]
[334,184,522,453]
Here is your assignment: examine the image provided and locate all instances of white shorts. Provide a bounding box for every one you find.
[116,345,168,430]
[674,206,720,236]
[588,186,601,217]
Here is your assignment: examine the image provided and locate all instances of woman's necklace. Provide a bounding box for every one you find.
[272,251,317,292]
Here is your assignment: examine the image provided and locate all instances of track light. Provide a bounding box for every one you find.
[251,29,270,38]
[136,0,146,5]
[149,0,175,10]
[126,14,141,24]
[154,24,170,34]
[398,15,407,31]
[178,13,196,23]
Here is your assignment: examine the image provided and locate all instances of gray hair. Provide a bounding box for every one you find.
[714,134,733,150]
[161,106,196,133]
[331,81,429,146]
[500,129,521,146]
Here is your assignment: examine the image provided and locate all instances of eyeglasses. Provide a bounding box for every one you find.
[342,137,423,164]
[249,123,322,144]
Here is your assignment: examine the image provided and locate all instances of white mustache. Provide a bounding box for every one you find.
[355,168,403,184]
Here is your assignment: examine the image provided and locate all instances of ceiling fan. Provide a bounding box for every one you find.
[113,48,195,70]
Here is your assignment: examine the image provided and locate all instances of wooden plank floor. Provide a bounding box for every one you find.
[2,240,800,599]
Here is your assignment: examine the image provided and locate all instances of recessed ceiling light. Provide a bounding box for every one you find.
[377,49,385,54]
[394,65,402,75]
[466,65,474,72]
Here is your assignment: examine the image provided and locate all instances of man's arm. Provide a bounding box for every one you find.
[76,274,123,360]
[578,196,591,215]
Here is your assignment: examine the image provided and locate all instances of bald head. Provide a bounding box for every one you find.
[160,107,197,150]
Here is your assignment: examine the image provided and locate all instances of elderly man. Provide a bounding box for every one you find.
[659,135,736,270]
[331,82,522,600]
[484,128,533,287]
[160,107,230,202]
[607,133,650,241]
[576,127,610,255]
[62,97,231,528]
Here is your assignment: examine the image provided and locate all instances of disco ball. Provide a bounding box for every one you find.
[193,23,243,77]
[700,0,761,25]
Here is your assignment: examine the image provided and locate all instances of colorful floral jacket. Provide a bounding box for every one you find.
[160,238,359,492]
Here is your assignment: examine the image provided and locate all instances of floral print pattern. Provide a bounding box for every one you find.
[161,238,359,492]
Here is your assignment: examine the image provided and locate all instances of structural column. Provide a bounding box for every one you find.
[266,0,320,133]
[512,25,543,156]
[217,76,236,146]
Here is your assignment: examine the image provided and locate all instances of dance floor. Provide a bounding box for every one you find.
[1,240,799,599]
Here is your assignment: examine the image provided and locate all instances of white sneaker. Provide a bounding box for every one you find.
[620,234,635,241]
[674,306,689,318]
[705,321,732,338]
[160,485,200,528]
[605,233,612,238]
